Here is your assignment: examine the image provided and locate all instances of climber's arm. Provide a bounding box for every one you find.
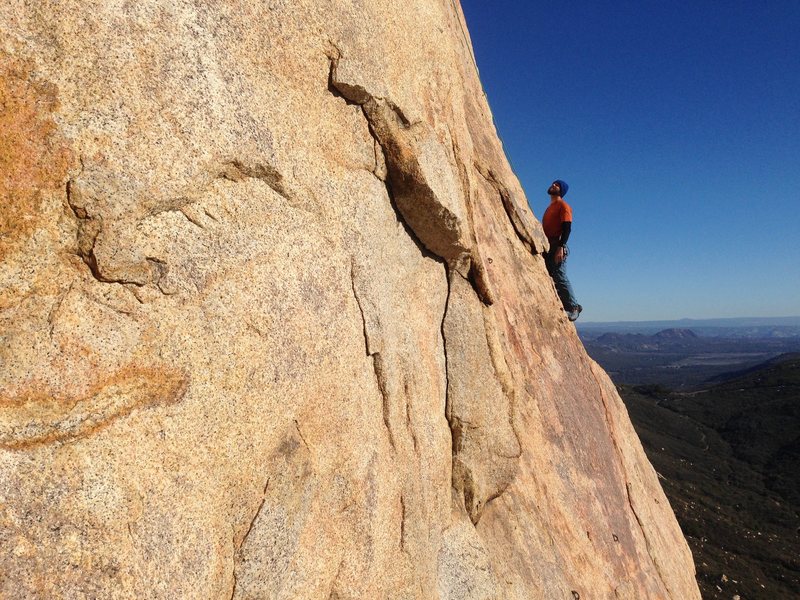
[559,221,571,247]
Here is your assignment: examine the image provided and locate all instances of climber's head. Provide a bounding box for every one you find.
[548,180,569,198]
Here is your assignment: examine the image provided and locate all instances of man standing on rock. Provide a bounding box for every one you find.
[543,179,582,321]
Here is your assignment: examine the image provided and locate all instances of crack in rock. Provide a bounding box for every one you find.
[442,271,520,524]
[217,160,290,200]
[349,258,395,448]
[349,258,380,356]
[474,163,540,255]
[328,52,469,264]
[66,179,109,283]
[230,478,270,600]
[372,353,396,450]
[65,153,294,294]
[66,180,163,288]
[328,48,518,523]
[328,49,497,308]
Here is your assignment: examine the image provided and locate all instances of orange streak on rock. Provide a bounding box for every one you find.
[0,366,188,450]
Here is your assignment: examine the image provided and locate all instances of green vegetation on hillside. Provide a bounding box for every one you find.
[619,354,800,599]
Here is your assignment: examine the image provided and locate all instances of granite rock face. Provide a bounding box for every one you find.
[0,1,699,598]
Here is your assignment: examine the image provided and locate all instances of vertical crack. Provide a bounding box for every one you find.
[230,478,270,600]
[235,478,270,551]
[349,257,395,448]
[467,257,494,306]
[294,419,310,451]
[327,49,499,504]
[446,125,495,307]
[399,494,408,554]
[47,283,73,340]
[373,353,396,450]
[481,306,522,460]
[403,382,419,455]
[66,179,105,282]
[474,164,539,255]
[440,264,455,469]
[349,258,371,356]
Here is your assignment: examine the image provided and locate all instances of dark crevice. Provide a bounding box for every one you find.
[326,52,450,267]
[179,207,206,229]
[384,99,411,128]
[445,124,494,308]
[334,69,435,261]
[66,179,105,283]
[403,386,419,454]
[461,462,478,520]
[440,265,458,482]
[149,204,207,230]
[381,171,445,265]
[65,180,149,288]
[326,49,359,107]
[240,481,270,543]
[399,494,408,553]
[294,419,310,451]
[72,231,144,287]
[467,258,494,306]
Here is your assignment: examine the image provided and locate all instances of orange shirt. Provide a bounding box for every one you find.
[542,198,572,241]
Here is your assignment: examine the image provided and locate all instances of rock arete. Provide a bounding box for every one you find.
[0,1,700,598]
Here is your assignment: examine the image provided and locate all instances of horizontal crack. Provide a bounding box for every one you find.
[217,160,290,200]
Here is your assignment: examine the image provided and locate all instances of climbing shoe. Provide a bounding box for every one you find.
[567,304,582,322]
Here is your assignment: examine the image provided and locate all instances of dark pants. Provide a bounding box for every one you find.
[545,249,579,311]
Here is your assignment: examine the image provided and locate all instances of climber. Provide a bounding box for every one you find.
[542,179,582,321]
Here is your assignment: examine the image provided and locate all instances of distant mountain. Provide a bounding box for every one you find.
[619,353,800,599]
[579,316,800,339]
[652,328,698,340]
[590,328,701,350]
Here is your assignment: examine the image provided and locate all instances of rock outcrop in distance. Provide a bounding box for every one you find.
[0,2,700,598]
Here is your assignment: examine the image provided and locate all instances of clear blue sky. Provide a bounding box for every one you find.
[460,0,800,322]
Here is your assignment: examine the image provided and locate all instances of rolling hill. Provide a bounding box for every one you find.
[619,354,800,598]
